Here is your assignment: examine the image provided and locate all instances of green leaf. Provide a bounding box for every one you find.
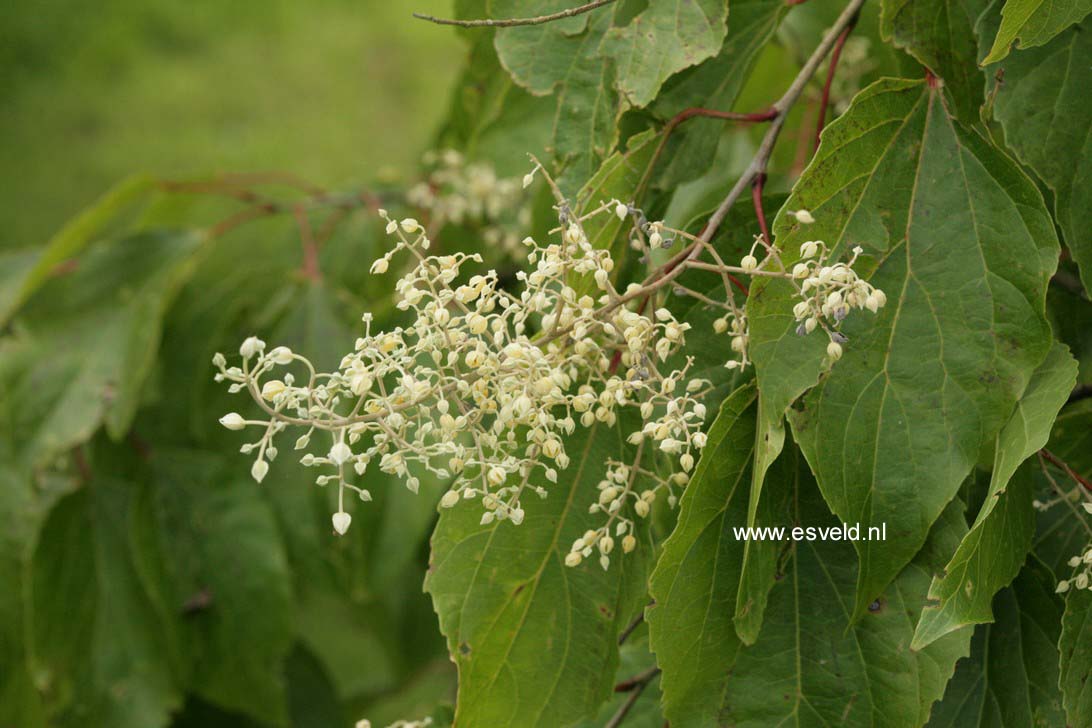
[493,1,621,190]
[983,16,1092,291]
[927,561,1066,726]
[981,0,1092,63]
[7,230,204,466]
[651,0,787,187]
[425,420,651,728]
[144,450,294,725]
[651,429,971,727]
[0,174,155,326]
[599,0,728,109]
[913,343,1077,649]
[31,479,182,728]
[647,383,784,725]
[747,77,1057,622]
[880,0,990,121]
[1060,584,1092,725]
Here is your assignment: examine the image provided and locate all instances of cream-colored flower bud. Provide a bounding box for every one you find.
[440,490,460,508]
[329,442,352,465]
[332,511,352,535]
[370,258,389,275]
[713,317,729,334]
[622,534,637,553]
[827,341,843,361]
[793,209,815,224]
[740,254,758,273]
[240,336,265,359]
[488,466,507,486]
[634,499,650,518]
[599,536,614,554]
[681,453,694,471]
[261,380,286,401]
[251,459,269,483]
[565,551,583,567]
[799,241,819,259]
[400,218,420,233]
[792,263,809,279]
[615,202,628,220]
[219,413,246,431]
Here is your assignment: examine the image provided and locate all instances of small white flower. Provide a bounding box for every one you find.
[827,341,843,361]
[370,258,389,275]
[793,209,816,224]
[740,254,758,273]
[565,551,582,567]
[614,202,628,220]
[440,490,460,508]
[400,218,421,233]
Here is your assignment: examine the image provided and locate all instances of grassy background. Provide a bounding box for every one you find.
[0,0,463,248]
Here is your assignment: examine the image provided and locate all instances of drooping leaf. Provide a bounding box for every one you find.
[647,383,786,725]
[983,15,1092,291]
[31,479,182,728]
[913,343,1077,649]
[927,560,1066,726]
[425,420,651,728]
[6,229,204,466]
[1060,584,1092,725]
[651,426,971,727]
[598,0,728,109]
[880,0,990,121]
[0,174,155,326]
[747,77,1057,622]
[981,0,1092,63]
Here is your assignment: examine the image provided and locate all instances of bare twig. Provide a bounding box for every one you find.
[814,11,859,152]
[614,666,661,692]
[1040,448,1092,493]
[605,667,660,728]
[618,605,650,645]
[413,0,615,28]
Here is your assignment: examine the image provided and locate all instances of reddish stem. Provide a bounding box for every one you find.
[1041,449,1092,493]
[295,205,322,281]
[814,14,858,152]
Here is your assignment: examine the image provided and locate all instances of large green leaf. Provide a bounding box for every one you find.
[981,0,1092,62]
[927,561,1066,726]
[1060,586,1092,725]
[983,16,1092,291]
[598,0,728,109]
[747,77,1057,622]
[651,427,970,727]
[143,451,295,725]
[880,0,989,121]
[0,174,155,326]
[6,229,204,466]
[913,343,1077,649]
[492,0,621,190]
[425,420,651,728]
[649,0,786,188]
[31,479,182,728]
[647,383,787,725]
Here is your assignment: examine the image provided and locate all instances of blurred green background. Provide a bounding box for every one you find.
[0,0,463,248]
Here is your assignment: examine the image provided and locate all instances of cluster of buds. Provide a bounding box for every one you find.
[1056,505,1092,594]
[566,457,691,569]
[214,157,889,569]
[406,149,530,254]
[215,185,708,562]
[789,240,886,360]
